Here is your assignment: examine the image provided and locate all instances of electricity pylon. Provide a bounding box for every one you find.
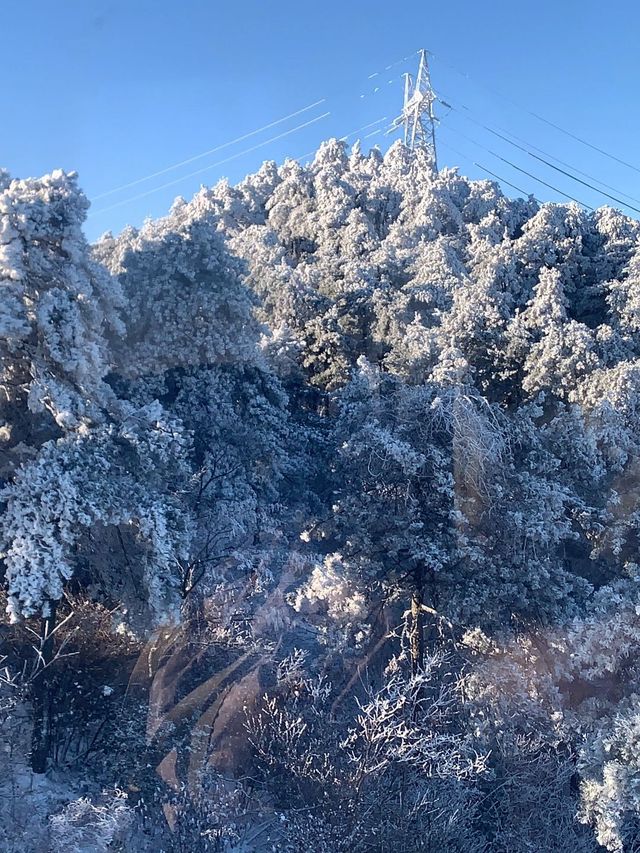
[390,49,438,169]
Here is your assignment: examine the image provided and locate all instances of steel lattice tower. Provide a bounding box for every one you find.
[390,49,438,169]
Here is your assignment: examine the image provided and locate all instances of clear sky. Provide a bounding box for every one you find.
[4,1,640,241]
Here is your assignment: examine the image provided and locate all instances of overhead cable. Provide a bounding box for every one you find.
[94,99,327,200]
[339,116,388,141]
[488,123,640,206]
[295,115,388,164]
[430,49,640,175]
[440,139,537,198]
[474,163,538,199]
[441,98,640,214]
[440,124,594,209]
[91,112,331,216]
[95,49,419,203]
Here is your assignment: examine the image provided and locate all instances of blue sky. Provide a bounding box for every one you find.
[4,1,640,241]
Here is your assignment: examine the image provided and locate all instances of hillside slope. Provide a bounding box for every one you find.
[2,141,640,849]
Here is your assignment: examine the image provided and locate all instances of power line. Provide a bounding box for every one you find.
[373,50,421,75]
[440,95,640,206]
[92,44,617,220]
[95,49,419,204]
[93,100,327,201]
[487,126,640,215]
[486,122,640,206]
[528,109,640,177]
[440,124,594,209]
[440,98,640,215]
[294,150,318,164]
[429,49,640,176]
[475,162,537,199]
[293,116,388,164]
[339,116,389,141]
[90,112,331,217]
[440,139,537,198]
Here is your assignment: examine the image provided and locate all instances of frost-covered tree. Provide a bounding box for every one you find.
[0,170,122,469]
[5,136,640,845]
[96,193,305,608]
[0,172,190,624]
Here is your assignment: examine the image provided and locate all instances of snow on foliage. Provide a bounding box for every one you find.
[3,137,640,847]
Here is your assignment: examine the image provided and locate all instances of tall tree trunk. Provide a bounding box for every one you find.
[30,600,57,774]
[409,588,425,677]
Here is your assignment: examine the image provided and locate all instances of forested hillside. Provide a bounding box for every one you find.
[2,140,640,850]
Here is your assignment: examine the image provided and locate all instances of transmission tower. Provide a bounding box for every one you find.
[390,49,438,169]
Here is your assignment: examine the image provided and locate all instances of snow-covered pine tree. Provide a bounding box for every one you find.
[0,172,190,625]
